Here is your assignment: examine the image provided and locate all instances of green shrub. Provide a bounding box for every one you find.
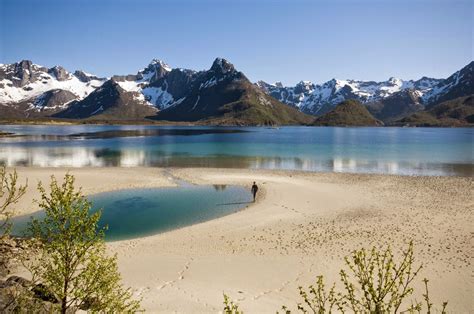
[223,293,243,314]
[0,166,27,238]
[225,242,447,314]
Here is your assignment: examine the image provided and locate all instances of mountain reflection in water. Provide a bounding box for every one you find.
[0,128,247,142]
[0,145,471,176]
[0,126,472,176]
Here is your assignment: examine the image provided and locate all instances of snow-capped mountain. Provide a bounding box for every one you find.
[53,58,309,125]
[0,60,105,113]
[111,59,178,110]
[155,58,252,121]
[111,57,249,113]
[422,61,473,106]
[55,80,158,120]
[0,58,472,124]
[257,76,442,115]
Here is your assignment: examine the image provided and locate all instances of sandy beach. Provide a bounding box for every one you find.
[8,167,473,313]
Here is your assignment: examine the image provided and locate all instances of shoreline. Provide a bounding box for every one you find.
[5,167,473,312]
[2,120,474,128]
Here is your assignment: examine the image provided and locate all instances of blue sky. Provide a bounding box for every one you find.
[1,0,472,85]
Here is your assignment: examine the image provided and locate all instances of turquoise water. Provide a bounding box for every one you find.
[0,125,472,176]
[9,185,252,241]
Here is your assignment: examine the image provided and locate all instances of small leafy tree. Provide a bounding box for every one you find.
[23,174,140,313]
[0,166,27,238]
[338,241,422,313]
[289,242,447,313]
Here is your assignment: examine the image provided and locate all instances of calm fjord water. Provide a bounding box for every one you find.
[0,125,472,176]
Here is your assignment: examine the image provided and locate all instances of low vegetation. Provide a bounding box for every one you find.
[0,166,27,238]
[0,167,27,282]
[224,242,447,313]
[313,100,383,126]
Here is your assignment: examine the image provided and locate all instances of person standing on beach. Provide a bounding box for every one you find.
[251,181,258,202]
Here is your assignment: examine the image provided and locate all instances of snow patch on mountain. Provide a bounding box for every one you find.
[146,59,172,72]
[116,80,142,92]
[142,87,174,109]
[116,78,175,109]
[90,105,104,115]
[421,62,473,104]
[110,59,177,109]
[0,75,103,104]
[0,62,105,105]
[191,96,200,110]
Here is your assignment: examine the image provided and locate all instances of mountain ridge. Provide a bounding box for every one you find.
[0,59,472,126]
[257,61,473,124]
[396,95,473,127]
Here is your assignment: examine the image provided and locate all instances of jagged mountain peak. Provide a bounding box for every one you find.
[147,59,172,71]
[387,77,403,85]
[294,81,315,94]
[13,60,42,71]
[137,59,172,82]
[296,80,314,87]
[16,59,33,68]
[48,65,70,81]
[73,70,104,83]
[210,58,235,74]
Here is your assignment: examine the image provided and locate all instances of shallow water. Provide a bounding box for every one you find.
[9,185,253,241]
[0,125,472,176]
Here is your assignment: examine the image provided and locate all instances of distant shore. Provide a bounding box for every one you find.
[1,118,472,127]
[8,167,473,312]
[0,118,193,126]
